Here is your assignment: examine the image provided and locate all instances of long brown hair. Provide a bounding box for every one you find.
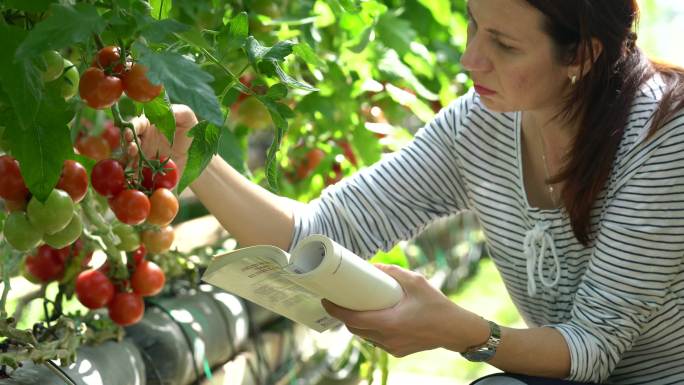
[525,0,684,245]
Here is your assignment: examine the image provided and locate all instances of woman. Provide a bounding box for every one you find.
[133,0,684,383]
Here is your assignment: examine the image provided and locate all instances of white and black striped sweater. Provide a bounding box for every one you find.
[291,77,684,384]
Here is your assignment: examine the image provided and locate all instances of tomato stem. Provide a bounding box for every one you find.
[93,33,104,51]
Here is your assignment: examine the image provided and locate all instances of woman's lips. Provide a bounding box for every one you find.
[474,84,496,96]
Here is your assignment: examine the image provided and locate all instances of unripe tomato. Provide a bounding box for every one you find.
[43,212,82,249]
[76,135,111,161]
[121,64,162,102]
[4,211,42,251]
[60,59,79,100]
[41,50,64,82]
[141,225,174,254]
[141,157,179,190]
[27,189,74,235]
[146,188,178,226]
[75,269,115,309]
[24,245,68,283]
[56,160,88,203]
[109,189,150,225]
[112,223,141,252]
[107,292,144,326]
[91,159,125,197]
[131,260,165,297]
[79,67,123,109]
[0,155,29,201]
[91,46,124,75]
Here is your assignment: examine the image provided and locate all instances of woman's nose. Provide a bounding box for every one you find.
[460,37,492,73]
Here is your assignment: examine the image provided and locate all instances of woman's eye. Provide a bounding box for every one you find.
[495,40,515,52]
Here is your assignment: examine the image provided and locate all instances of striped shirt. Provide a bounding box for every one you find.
[291,76,684,384]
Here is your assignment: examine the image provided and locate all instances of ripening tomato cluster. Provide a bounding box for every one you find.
[1,155,87,252]
[75,244,165,326]
[23,239,92,284]
[79,46,163,109]
[91,157,179,230]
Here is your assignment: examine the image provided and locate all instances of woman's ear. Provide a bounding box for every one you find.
[568,38,603,81]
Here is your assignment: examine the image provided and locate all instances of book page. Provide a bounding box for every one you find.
[202,250,341,332]
[286,235,404,311]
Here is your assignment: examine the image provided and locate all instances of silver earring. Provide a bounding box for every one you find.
[570,75,577,85]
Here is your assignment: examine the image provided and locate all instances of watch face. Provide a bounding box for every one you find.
[463,348,495,362]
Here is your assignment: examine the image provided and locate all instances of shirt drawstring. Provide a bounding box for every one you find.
[523,221,561,297]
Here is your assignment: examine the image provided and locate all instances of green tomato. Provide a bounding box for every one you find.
[112,223,141,252]
[41,51,64,82]
[4,211,42,251]
[43,212,83,249]
[60,59,79,100]
[27,189,74,235]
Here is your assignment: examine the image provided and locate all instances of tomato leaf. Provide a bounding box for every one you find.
[16,4,105,60]
[143,92,176,145]
[138,47,224,127]
[218,129,246,175]
[140,19,190,43]
[218,12,248,53]
[4,87,74,202]
[0,25,43,131]
[292,41,327,70]
[257,96,293,191]
[5,0,56,12]
[272,63,318,92]
[178,121,221,193]
[149,0,172,20]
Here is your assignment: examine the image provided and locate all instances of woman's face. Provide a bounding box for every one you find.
[461,0,572,113]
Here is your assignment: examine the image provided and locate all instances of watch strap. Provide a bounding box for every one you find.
[461,320,502,362]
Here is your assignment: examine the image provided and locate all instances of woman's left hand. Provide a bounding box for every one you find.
[322,263,483,357]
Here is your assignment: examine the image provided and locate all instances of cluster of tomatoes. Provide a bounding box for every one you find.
[75,120,122,161]
[75,243,165,326]
[79,46,163,109]
[0,155,87,252]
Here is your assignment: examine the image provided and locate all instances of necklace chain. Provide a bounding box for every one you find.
[537,126,560,206]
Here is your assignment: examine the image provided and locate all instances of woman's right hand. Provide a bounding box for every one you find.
[129,104,198,174]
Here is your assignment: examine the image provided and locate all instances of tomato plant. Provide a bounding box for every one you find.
[26,189,74,235]
[3,211,42,251]
[79,67,124,109]
[146,188,179,226]
[24,245,69,283]
[121,64,163,102]
[59,59,80,100]
[141,225,174,254]
[92,46,125,75]
[91,159,125,197]
[76,134,112,161]
[41,50,64,82]
[0,155,29,201]
[112,223,141,252]
[131,260,165,297]
[141,157,179,190]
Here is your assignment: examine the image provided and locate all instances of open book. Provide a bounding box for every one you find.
[201,234,404,332]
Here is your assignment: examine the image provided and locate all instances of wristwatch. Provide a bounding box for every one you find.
[461,319,502,362]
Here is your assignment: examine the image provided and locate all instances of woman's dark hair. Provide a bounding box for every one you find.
[525,0,684,245]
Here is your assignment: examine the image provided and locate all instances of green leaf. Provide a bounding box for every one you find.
[245,37,295,66]
[143,92,176,145]
[178,121,221,193]
[218,12,249,53]
[263,41,296,62]
[5,0,55,12]
[292,41,328,70]
[140,19,190,43]
[266,83,288,100]
[0,25,42,131]
[4,88,74,201]
[327,0,361,14]
[176,28,212,50]
[149,0,172,20]
[416,0,453,27]
[138,47,224,127]
[273,63,318,92]
[257,97,293,191]
[375,11,416,57]
[217,129,246,175]
[16,4,105,60]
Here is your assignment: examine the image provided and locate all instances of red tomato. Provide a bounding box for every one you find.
[141,225,174,254]
[75,269,115,309]
[141,157,179,190]
[0,155,29,201]
[109,189,151,225]
[100,121,121,150]
[146,188,179,226]
[107,292,145,326]
[130,244,147,266]
[76,135,111,161]
[56,160,88,203]
[79,67,123,109]
[131,260,165,297]
[121,64,162,102]
[24,245,69,283]
[91,159,126,197]
[91,46,124,75]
